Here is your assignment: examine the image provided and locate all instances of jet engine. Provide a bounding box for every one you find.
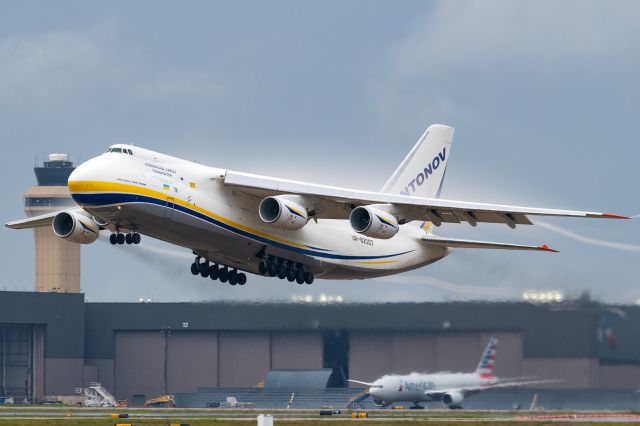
[442,390,464,408]
[52,209,100,244]
[259,196,309,230]
[349,206,399,239]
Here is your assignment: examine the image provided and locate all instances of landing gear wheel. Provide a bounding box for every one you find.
[286,269,296,282]
[237,273,247,285]
[116,233,125,245]
[267,262,278,277]
[209,265,219,280]
[258,261,268,275]
[304,272,314,285]
[125,233,132,245]
[277,264,287,279]
[219,267,229,283]
[229,270,238,286]
[295,269,305,285]
[132,233,141,244]
[190,263,199,275]
[199,262,210,278]
[109,234,117,245]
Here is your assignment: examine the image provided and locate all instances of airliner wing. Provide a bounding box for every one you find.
[425,379,562,399]
[347,379,374,386]
[5,211,62,229]
[223,170,627,225]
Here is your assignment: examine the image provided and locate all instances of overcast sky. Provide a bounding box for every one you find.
[0,0,637,304]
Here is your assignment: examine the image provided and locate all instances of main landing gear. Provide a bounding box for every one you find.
[191,256,247,286]
[258,255,314,285]
[109,231,141,245]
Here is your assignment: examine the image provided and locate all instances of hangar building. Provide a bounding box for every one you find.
[0,291,639,404]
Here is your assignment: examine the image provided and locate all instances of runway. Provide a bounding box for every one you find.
[2,407,640,424]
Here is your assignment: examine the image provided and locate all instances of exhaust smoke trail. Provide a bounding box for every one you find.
[536,221,640,253]
[375,275,520,298]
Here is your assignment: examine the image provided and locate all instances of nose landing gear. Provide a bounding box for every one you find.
[109,229,141,245]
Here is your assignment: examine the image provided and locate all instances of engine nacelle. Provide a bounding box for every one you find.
[52,209,100,244]
[349,206,399,239]
[259,196,309,230]
[442,390,464,408]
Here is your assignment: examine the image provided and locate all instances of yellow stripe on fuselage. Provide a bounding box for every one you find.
[68,180,311,250]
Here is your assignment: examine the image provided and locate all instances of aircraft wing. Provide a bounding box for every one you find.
[223,170,628,226]
[424,379,562,399]
[5,210,63,229]
[347,379,374,387]
[421,236,559,252]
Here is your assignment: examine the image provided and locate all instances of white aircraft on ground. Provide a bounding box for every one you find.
[348,336,549,409]
[6,124,628,285]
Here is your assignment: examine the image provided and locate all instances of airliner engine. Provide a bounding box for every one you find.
[259,196,309,230]
[52,209,100,244]
[349,206,399,239]
[442,390,464,408]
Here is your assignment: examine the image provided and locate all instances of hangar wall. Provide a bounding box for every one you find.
[4,292,640,402]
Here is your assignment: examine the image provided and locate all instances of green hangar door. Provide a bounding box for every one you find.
[114,331,218,403]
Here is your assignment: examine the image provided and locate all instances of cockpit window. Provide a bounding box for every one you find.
[112,148,122,153]
[127,149,133,155]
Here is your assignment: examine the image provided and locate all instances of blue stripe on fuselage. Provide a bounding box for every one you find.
[71,192,413,261]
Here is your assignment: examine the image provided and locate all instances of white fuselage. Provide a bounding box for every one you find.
[68,146,451,279]
[368,372,486,405]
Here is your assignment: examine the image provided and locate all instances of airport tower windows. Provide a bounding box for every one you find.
[323,330,349,388]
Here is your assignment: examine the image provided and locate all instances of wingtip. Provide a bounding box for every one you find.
[601,213,631,219]
[538,244,559,253]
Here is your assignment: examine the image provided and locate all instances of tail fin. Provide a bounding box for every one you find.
[381,124,454,198]
[476,335,498,379]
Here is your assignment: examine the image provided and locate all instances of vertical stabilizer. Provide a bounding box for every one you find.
[475,335,498,379]
[381,124,454,198]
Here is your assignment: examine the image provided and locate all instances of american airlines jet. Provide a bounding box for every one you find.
[6,125,628,285]
[349,336,545,409]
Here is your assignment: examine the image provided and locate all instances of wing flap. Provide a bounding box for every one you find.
[421,236,559,252]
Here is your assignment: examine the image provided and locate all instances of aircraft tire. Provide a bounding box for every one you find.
[116,233,125,244]
[219,268,229,283]
[304,272,314,285]
[132,233,141,244]
[199,262,210,278]
[190,263,199,275]
[229,270,237,285]
[109,234,117,245]
[286,269,296,282]
[277,264,287,279]
[209,265,219,280]
[237,273,247,285]
[267,262,278,277]
[258,261,268,275]
[295,270,305,284]
[125,233,132,244]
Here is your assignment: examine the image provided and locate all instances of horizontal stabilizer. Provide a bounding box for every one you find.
[421,236,558,252]
[5,210,63,229]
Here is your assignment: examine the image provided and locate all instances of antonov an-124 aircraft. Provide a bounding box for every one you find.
[6,125,628,285]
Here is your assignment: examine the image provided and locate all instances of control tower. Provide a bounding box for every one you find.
[23,154,80,293]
